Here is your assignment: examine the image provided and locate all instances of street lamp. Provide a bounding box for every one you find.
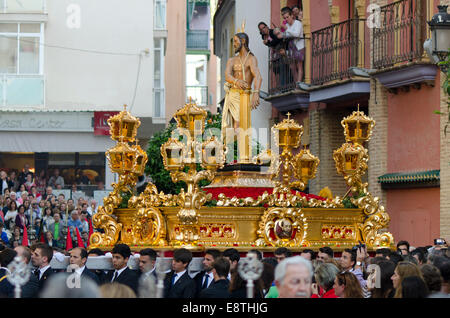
[427,5,450,72]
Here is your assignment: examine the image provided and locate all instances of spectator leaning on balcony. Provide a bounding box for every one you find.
[258,22,282,49]
[281,6,304,83]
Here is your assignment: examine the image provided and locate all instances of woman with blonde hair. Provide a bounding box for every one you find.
[334,271,364,298]
[391,261,424,298]
[99,282,136,298]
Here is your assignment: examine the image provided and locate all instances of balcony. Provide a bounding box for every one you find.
[0,74,45,107]
[311,18,365,85]
[371,0,436,91]
[373,0,426,69]
[186,30,209,51]
[1,0,46,13]
[186,85,208,106]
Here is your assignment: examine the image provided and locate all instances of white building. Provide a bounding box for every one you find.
[0,0,167,194]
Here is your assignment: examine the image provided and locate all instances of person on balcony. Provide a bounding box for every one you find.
[258,22,288,92]
[281,6,304,83]
[292,5,303,21]
[258,22,282,49]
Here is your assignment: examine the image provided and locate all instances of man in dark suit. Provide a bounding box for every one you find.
[164,248,196,298]
[199,257,231,298]
[138,248,157,280]
[0,170,14,196]
[193,249,221,297]
[69,247,100,284]
[104,243,139,294]
[30,243,55,292]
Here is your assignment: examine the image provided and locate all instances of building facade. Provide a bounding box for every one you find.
[0,0,167,196]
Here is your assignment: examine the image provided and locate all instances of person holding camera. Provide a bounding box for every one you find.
[340,244,370,297]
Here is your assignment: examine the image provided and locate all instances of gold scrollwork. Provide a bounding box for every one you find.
[89,211,122,248]
[353,194,394,248]
[132,207,167,246]
[256,207,306,247]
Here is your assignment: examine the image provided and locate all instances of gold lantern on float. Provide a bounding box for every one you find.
[293,146,320,190]
[174,97,207,138]
[341,104,375,145]
[272,113,303,151]
[108,104,141,143]
[132,141,148,176]
[106,142,137,174]
[201,136,225,171]
[161,138,186,172]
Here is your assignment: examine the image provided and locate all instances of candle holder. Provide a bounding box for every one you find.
[270,113,319,198]
[161,99,225,236]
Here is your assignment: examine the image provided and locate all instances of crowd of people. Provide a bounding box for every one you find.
[259,5,305,88]
[0,239,448,298]
[1,165,99,250]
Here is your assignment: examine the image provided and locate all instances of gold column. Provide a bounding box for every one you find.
[238,91,252,163]
[303,0,312,84]
[330,6,340,75]
[356,0,366,68]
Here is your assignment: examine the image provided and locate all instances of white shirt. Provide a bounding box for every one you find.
[1,179,7,194]
[202,271,214,288]
[111,266,128,282]
[75,265,86,276]
[173,269,186,285]
[39,265,51,280]
[145,267,156,277]
[284,19,304,50]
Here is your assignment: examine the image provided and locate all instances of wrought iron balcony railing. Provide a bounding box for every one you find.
[186,30,209,51]
[268,50,300,96]
[311,18,364,85]
[372,0,427,69]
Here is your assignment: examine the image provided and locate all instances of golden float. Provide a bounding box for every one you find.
[90,102,394,252]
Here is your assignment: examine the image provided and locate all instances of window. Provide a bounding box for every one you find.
[0,23,43,74]
[1,0,46,13]
[154,0,166,30]
[186,54,208,106]
[0,23,44,106]
[153,38,165,118]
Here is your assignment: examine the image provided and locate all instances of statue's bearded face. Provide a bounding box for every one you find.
[233,36,242,53]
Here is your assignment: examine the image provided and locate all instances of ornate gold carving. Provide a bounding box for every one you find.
[256,208,306,247]
[90,211,122,248]
[198,223,236,239]
[132,207,167,246]
[321,225,355,240]
[172,225,200,246]
[333,108,394,248]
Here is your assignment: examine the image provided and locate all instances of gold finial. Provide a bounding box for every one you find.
[286,112,291,120]
[357,103,360,112]
[237,20,246,33]
[123,104,127,111]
